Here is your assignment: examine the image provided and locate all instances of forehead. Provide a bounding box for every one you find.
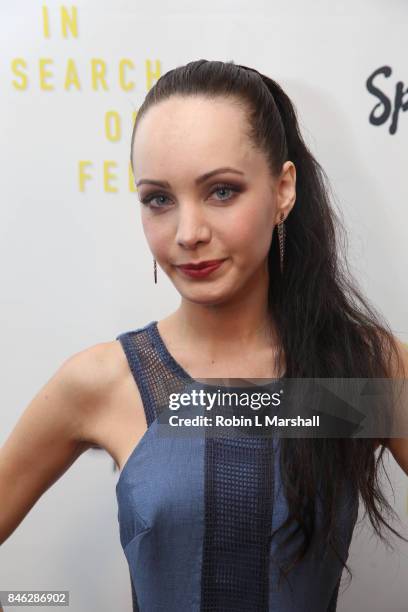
[132,95,260,177]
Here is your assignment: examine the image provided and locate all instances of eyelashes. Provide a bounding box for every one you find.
[139,183,242,209]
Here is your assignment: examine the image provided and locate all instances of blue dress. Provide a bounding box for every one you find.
[115,321,358,611]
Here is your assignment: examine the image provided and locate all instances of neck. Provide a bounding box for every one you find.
[161,263,279,358]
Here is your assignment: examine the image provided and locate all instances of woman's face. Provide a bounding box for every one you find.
[132,95,295,305]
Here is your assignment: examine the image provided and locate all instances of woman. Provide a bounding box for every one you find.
[1,59,407,611]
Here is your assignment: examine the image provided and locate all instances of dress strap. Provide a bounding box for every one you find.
[116,322,191,428]
[116,327,156,427]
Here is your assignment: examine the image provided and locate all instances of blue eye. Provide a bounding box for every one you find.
[140,193,170,208]
[140,183,241,209]
[212,184,239,201]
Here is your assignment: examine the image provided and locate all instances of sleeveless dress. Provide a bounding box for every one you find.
[115,320,359,611]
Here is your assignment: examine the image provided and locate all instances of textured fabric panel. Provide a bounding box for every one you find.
[116,323,190,426]
[200,435,274,611]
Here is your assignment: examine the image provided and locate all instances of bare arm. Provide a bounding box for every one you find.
[383,338,408,476]
[0,345,107,545]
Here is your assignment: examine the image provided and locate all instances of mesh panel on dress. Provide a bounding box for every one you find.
[201,435,274,611]
[117,324,193,427]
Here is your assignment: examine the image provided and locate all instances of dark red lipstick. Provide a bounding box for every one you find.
[176,258,227,278]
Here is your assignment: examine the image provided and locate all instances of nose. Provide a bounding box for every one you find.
[175,203,211,249]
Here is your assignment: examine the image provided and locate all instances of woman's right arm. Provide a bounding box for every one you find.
[0,346,105,545]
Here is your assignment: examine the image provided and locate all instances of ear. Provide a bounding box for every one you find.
[275,161,296,223]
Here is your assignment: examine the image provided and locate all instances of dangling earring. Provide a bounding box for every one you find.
[153,258,157,284]
[277,212,286,274]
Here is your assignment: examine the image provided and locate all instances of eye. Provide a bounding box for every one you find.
[139,182,241,209]
[211,183,241,202]
[140,193,171,208]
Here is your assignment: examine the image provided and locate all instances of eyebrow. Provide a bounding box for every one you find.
[135,167,245,188]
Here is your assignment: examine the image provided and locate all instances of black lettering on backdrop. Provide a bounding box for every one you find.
[366,65,408,135]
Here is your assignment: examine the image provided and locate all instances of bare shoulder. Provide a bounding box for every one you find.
[378,336,408,474]
[63,340,124,403]
[369,335,408,455]
[387,335,408,380]
[62,339,130,443]
[70,338,149,471]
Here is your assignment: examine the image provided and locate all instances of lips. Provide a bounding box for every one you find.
[177,259,226,270]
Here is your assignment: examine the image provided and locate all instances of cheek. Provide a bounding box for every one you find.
[141,213,169,257]
[224,206,274,256]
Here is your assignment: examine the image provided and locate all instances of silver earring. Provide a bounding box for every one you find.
[277,213,286,274]
[153,258,157,284]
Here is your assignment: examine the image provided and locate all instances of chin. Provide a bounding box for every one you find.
[179,285,234,306]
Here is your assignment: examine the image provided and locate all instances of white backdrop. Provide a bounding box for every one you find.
[1,1,407,610]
